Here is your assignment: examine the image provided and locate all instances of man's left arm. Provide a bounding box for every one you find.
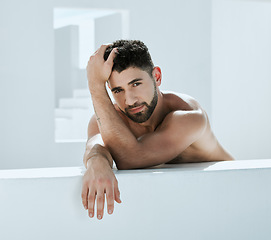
[87,44,207,169]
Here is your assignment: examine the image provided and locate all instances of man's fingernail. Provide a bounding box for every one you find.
[108,209,113,214]
[98,215,102,220]
[84,205,87,210]
[89,213,93,218]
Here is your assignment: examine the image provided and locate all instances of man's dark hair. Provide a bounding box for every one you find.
[104,40,154,77]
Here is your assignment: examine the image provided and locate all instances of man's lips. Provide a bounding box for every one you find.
[128,105,145,114]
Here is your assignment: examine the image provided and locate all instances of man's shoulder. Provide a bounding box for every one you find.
[162,91,203,112]
[159,91,207,131]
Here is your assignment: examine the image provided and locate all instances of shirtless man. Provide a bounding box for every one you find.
[81,40,234,220]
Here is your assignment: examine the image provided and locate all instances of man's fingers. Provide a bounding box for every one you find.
[96,188,105,220]
[106,47,118,67]
[87,188,96,218]
[81,183,89,210]
[106,184,115,215]
[97,43,112,56]
[114,181,122,204]
[93,50,98,55]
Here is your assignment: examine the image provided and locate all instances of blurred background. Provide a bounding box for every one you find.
[0,0,270,169]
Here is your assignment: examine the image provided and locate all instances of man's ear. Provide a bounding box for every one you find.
[152,66,162,87]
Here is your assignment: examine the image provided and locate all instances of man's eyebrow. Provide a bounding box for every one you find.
[111,78,143,92]
[128,78,143,85]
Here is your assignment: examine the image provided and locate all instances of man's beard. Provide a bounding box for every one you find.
[120,87,158,123]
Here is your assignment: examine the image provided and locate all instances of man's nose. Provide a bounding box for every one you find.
[125,91,138,106]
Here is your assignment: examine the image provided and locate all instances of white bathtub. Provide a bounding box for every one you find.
[1,159,271,240]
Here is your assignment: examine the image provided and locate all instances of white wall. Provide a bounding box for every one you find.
[55,25,79,106]
[1,0,270,169]
[212,0,271,159]
[94,12,123,49]
[0,0,212,169]
[1,160,271,240]
[0,1,57,169]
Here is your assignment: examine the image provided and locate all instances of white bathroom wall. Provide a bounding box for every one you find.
[55,25,79,106]
[0,0,57,168]
[94,12,123,49]
[0,0,212,169]
[212,0,271,159]
[2,0,271,168]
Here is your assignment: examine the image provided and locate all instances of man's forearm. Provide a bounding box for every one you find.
[86,45,141,169]
[90,85,139,166]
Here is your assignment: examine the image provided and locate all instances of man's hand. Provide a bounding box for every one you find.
[81,155,122,220]
[86,44,117,93]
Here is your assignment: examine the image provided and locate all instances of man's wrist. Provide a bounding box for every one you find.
[88,81,107,95]
[86,153,102,168]
[86,152,112,169]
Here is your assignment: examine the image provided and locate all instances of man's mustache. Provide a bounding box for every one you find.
[125,102,148,111]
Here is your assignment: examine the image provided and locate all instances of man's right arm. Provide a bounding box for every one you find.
[81,115,121,220]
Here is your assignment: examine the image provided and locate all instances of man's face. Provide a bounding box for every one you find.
[108,67,158,123]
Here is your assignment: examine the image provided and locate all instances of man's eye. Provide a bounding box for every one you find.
[114,89,122,94]
[133,82,141,87]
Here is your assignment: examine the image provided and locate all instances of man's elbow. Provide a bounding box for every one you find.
[114,156,142,170]
[116,163,128,170]
[110,146,142,170]
[115,157,153,170]
[115,161,134,170]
